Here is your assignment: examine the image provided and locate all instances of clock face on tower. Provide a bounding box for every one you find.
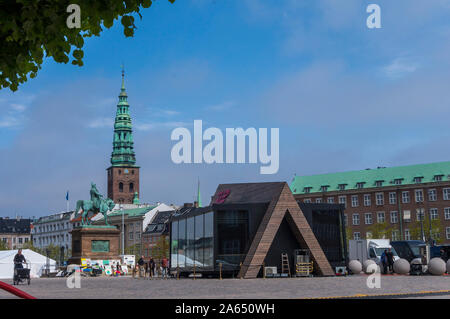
[124,169,129,174]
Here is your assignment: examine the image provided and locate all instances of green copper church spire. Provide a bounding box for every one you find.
[110,67,137,167]
[197,178,202,208]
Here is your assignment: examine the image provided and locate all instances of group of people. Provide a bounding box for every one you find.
[137,256,169,278]
[380,248,395,274]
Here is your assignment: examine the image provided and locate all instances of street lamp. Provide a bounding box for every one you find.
[120,204,124,256]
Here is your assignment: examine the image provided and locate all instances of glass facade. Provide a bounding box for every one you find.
[178,219,186,267]
[170,221,178,268]
[171,211,214,269]
[216,210,249,269]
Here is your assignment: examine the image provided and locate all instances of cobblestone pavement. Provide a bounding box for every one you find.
[1,274,450,299]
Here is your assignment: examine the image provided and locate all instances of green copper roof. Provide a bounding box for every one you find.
[108,206,156,218]
[110,68,137,167]
[290,161,450,195]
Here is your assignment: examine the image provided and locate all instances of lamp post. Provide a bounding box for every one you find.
[120,204,124,256]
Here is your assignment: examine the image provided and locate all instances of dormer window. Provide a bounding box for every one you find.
[338,184,347,191]
[413,177,423,184]
[434,175,443,182]
[303,187,312,194]
[320,185,329,192]
[375,181,383,187]
[393,178,403,185]
[356,182,365,189]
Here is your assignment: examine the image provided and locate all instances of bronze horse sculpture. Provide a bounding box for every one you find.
[76,197,115,226]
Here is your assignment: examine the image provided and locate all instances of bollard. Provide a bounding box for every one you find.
[219,263,222,280]
[240,262,243,279]
[193,263,196,280]
[263,262,266,279]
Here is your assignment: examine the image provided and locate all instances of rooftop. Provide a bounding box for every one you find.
[290,161,450,195]
[0,218,31,234]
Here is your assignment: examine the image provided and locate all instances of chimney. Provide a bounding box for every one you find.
[194,201,199,208]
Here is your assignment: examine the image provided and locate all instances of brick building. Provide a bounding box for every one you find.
[291,161,450,244]
[0,217,32,249]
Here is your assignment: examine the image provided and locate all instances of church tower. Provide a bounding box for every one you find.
[107,69,140,204]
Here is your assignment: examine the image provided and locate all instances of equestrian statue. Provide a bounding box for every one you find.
[75,183,115,226]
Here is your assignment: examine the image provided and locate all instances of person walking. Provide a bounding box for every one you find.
[13,249,26,283]
[380,249,388,275]
[386,248,395,273]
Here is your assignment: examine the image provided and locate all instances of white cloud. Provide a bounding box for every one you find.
[205,100,235,112]
[10,104,27,112]
[135,121,189,131]
[87,118,114,128]
[383,58,419,79]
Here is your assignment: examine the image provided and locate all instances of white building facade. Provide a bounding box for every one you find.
[31,211,75,250]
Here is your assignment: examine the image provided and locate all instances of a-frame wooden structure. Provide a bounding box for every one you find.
[236,182,335,278]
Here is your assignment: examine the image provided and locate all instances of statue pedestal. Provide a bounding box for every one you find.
[68,226,120,265]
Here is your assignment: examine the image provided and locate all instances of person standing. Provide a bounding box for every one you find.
[149,257,155,278]
[137,255,145,277]
[380,249,388,275]
[386,248,395,273]
[162,256,169,279]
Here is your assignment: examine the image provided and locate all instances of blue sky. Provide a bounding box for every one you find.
[2,0,450,217]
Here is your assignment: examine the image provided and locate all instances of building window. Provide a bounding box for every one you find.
[365,213,373,225]
[344,214,348,226]
[119,170,122,175]
[434,175,443,182]
[377,211,385,223]
[338,184,346,191]
[351,195,359,207]
[428,189,437,201]
[402,191,410,203]
[375,193,384,205]
[327,197,334,204]
[389,192,397,205]
[414,177,423,183]
[303,187,312,194]
[129,232,133,240]
[356,182,365,189]
[339,196,347,208]
[447,227,450,240]
[303,198,311,203]
[352,214,360,225]
[430,208,438,220]
[415,189,424,203]
[394,179,403,185]
[353,232,361,240]
[416,209,424,221]
[392,230,399,241]
[445,208,450,220]
[129,183,134,193]
[390,211,398,224]
[119,182,124,193]
[315,198,322,203]
[366,232,373,239]
[405,229,411,240]
[444,188,450,200]
[375,181,383,187]
[364,194,371,207]
[403,210,411,223]
[320,186,329,192]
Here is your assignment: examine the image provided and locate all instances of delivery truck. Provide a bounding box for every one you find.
[348,239,399,264]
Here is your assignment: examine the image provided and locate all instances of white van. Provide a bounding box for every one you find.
[349,239,400,264]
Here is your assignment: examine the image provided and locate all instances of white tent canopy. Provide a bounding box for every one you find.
[0,249,57,279]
